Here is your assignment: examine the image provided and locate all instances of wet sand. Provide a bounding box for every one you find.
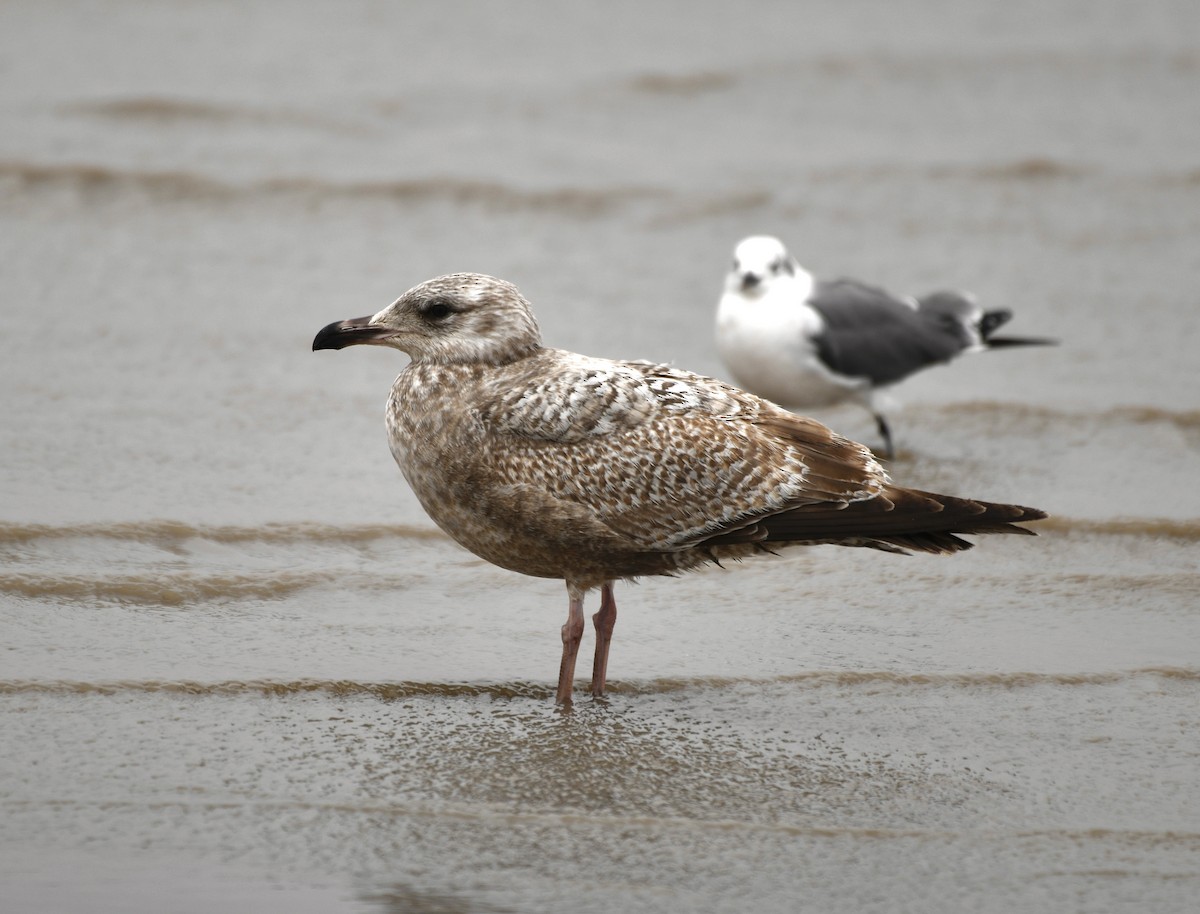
[2,1,1199,911]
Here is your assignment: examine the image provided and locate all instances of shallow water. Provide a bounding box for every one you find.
[2,1,1199,911]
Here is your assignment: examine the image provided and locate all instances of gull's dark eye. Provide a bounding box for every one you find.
[424,300,453,321]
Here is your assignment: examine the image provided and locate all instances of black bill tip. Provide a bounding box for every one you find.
[312,316,391,351]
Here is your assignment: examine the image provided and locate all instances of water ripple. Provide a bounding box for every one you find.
[2,667,1195,698]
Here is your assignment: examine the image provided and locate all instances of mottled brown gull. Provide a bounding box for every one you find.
[313,272,1046,705]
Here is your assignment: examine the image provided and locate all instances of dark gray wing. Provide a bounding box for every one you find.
[807,279,973,386]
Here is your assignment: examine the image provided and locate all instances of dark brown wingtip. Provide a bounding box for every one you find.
[741,488,1049,556]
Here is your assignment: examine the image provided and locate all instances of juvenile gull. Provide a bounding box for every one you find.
[716,235,1056,458]
[314,272,1046,705]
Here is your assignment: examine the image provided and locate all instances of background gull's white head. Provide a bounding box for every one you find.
[726,235,803,296]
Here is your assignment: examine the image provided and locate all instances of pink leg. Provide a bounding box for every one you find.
[590,582,617,698]
[556,586,585,705]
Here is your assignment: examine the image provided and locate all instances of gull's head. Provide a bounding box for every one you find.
[312,272,543,366]
[726,235,800,297]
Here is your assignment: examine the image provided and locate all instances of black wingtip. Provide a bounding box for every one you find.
[985,336,1060,348]
[978,308,1014,339]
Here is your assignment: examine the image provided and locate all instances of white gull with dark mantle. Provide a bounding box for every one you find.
[717,235,1056,458]
[314,272,1046,705]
